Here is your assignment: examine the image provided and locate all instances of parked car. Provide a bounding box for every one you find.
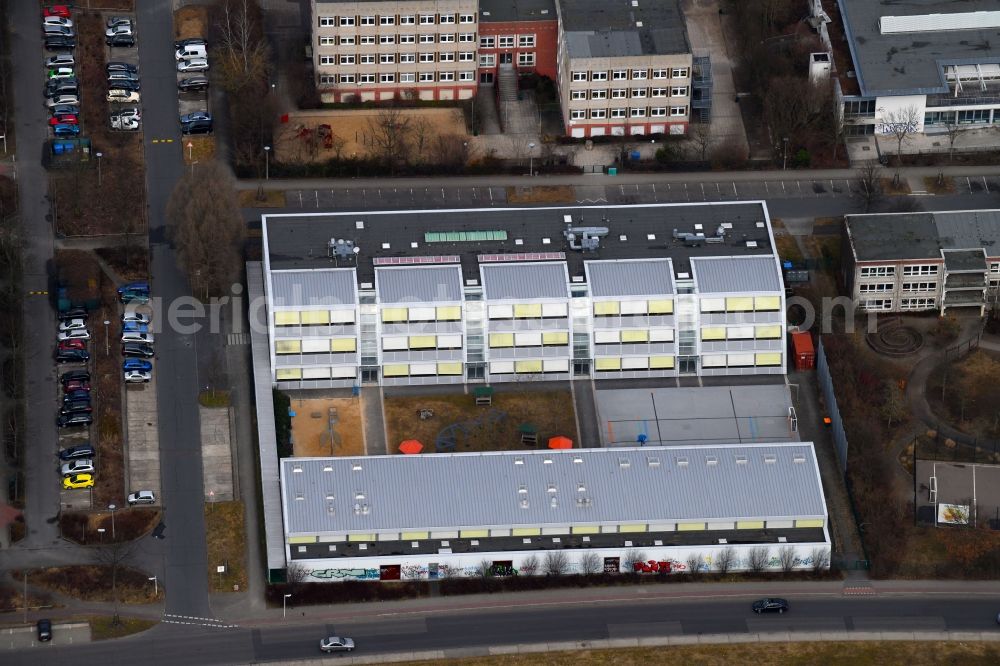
[43,16,73,28]
[110,113,140,131]
[63,379,91,392]
[106,61,138,74]
[62,390,91,403]
[61,459,94,476]
[751,598,789,614]
[46,80,78,97]
[106,16,132,29]
[108,70,139,83]
[174,38,206,49]
[36,618,52,642]
[52,123,80,137]
[62,473,94,489]
[319,637,355,653]
[61,400,93,415]
[105,25,133,39]
[175,44,207,60]
[43,25,75,38]
[58,339,86,352]
[49,113,78,125]
[177,76,209,93]
[59,318,87,332]
[45,54,75,69]
[123,369,151,383]
[46,94,79,108]
[123,358,152,372]
[57,412,92,428]
[121,311,150,324]
[56,349,89,364]
[49,103,80,117]
[182,120,212,135]
[118,282,149,300]
[176,58,209,73]
[117,107,141,122]
[43,6,72,19]
[107,89,140,103]
[127,490,156,505]
[108,80,140,93]
[58,329,91,341]
[47,66,75,78]
[106,34,135,48]
[61,369,90,383]
[122,321,149,334]
[58,443,94,460]
[44,36,76,51]
[122,342,154,358]
[180,111,211,124]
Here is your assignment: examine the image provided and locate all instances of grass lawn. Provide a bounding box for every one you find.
[184,136,217,165]
[403,641,1000,665]
[174,5,209,41]
[383,389,578,454]
[205,501,248,593]
[89,615,157,641]
[880,177,912,195]
[198,389,231,408]
[23,566,161,604]
[773,233,804,265]
[923,175,956,194]
[505,185,575,204]
[238,189,287,208]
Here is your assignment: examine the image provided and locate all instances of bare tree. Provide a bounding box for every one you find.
[286,563,308,589]
[764,79,828,161]
[94,540,138,626]
[579,551,602,575]
[433,134,470,172]
[166,161,246,298]
[715,546,736,575]
[519,554,540,576]
[476,559,494,578]
[543,550,570,576]
[622,548,647,573]
[411,118,434,163]
[944,122,961,164]
[880,105,920,185]
[747,546,771,574]
[686,552,703,577]
[809,547,831,573]
[215,0,270,93]
[881,383,908,429]
[367,108,413,171]
[690,122,713,161]
[778,545,797,573]
[856,160,883,212]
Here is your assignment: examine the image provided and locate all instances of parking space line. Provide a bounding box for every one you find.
[297,191,303,207]
[781,181,786,195]
[732,182,737,198]
[967,177,973,193]
[984,177,989,193]
[700,183,705,200]
[315,190,319,208]
[764,181,769,196]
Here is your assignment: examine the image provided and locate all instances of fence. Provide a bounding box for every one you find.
[815,336,848,475]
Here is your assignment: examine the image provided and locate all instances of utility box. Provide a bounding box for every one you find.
[791,331,815,371]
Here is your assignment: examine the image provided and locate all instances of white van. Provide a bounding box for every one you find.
[175,44,207,60]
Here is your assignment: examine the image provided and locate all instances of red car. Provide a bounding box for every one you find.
[43,5,72,18]
[58,339,86,351]
[49,114,78,126]
[63,379,91,392]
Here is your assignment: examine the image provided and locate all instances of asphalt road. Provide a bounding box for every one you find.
[134,0,211,618]
[7,594,1000,665]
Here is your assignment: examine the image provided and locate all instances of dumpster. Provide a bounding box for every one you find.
[791,331,815,371]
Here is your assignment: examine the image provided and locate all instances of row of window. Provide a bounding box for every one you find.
[702,352,782,368]
[488,303,568,319]
[862,281,939,293]
[382,306,462,323]
[320,71,476,85]
[570,87,689,100]
[859,265,940,277]
[489,359,569,375]
[321,52,475,65]
[925,109,1000,125]
[273,310,355,326]
[488,331,569,347]
[384,334,462,351]
[593,300,672,316]
[319,33,476,46]
[275,338,357,354]
[595,353,785,370]
[479,53,535,67]
[900,298,936,310]
[570,107,688,120]
[594,356,676,371]
[594,328,674,344]
[480,36,535,49]
[276,366,358,381]
[700,325,783,341]
[319,15,476,27]
[700,296,782,313]
[572,68,690,82]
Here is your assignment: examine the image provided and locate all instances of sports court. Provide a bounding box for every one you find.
[595,384,798,447]
[914,460,1000,528]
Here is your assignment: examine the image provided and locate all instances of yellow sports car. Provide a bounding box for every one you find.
[63,473,94,489]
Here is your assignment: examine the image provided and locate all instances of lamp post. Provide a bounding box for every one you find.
[149,576,158,597]
[283,593,292,618]
[528,142,536,176]
[264,145,271,181]
[782,137,789,171]
[97,527,106,543]
[103,319,111,356]
[108,503,117,541]
[95,151,103,186]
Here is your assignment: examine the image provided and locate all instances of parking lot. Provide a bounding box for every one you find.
[0,623,91,652]
[125,380,161,501]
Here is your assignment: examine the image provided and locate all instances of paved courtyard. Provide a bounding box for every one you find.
[200,406,234,502]
[914,460,1000,528]
[126,381,161,500]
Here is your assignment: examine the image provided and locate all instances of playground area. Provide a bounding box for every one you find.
[383,389,578,455]
[272,108,467,163]
[290,397,365,457]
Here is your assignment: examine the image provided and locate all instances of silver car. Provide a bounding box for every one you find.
[319,637,355,653]
[61,459,95,476]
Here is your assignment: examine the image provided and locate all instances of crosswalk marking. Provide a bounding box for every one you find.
[227,332,250,345]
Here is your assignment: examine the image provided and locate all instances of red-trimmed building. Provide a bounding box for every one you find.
[476,0,558,84]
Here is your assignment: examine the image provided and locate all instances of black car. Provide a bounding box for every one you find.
[106,61,138,74]
[122,342,154,358]
[177,76,209,93]
[49,104,80,117]
[45,35,77,51]
[107,70,140,82]
[61,400,93,415]
[106,34,135,48]
[751,598,789,614]
[174,37,206,49]
[56,349,90,364]
[108,80,140,92]
[63,390,91,403]
[46,80,79,96]
[58,443,95,460]
[181,120,212,135]
[61,369,91,384]
[58,307,88,321]
[36,619,52,642]
[57,412,92,428]
[106,16,132,29]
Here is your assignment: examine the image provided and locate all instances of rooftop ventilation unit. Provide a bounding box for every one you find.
[673,225,726,246]
[564,217,609,252]
[328,238,360,264]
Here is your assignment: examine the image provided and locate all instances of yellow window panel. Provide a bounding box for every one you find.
[515,359,543,373]
[511,527,540,536]
[273,311,300,326]
[620,329,649,343]
[401,531,428,540]
[276,368,302,380]
[647,299,673,314]
[381,307,408,322]
[459,529,489,538]
[300,310,330,325]
[570,526,600,534]
[436,305,461,320]
[701,327,726,341]
[382,364,409,377]
[347,533,375,542]
[700,298,725,312]
[489,333,514,347]
[331,338,356,352]
[542,331,569,345]
[437,362,463,375]
[593,300,620,316]
[649,355,674,369]
[755,324,782,339]
[275,340,301,354]
[736,521,765,530]
[513,303,542,318]
[408,335,436,349]
[755,352,782,366]
[795,519,825,528]
[677,522,705,531]
[755,295,781,311]
[726,296,754,312]
[287,536,317,544]
[594,357,621,371]
[618,524,647,533]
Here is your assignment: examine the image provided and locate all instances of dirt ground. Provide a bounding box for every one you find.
[290,397,365,457]
[273,108,467,163]
[383,390,578,455]
[506,185,575,204]
[174,5,208,40]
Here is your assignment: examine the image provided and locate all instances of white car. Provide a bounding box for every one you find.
[111,114,140,131]
[118,107,141,122]
[61,459,95,476]
[46,94,80,108]
[121,331,154,344]
[123,369,151,383]
[176,58,208,73]
[48,67,75,79]
[127,490,156,505]
[121,311,150,324]
[59,318,87,332]
[58,329,91,341]
[319,637,355,653]
[46,54,75,68]
[107,89,140,103]
[105,25,133,38]
[44,17,74,28]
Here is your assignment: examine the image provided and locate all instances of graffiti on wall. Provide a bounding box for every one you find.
[632,559,687,574]
[308,567,380,580]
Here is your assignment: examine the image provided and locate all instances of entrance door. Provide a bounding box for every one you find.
[480,71,494,85]
[500,53,512,64]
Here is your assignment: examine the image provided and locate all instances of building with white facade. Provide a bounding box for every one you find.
[842,210,1000,316]
[259,202,787,388]
[280,443,830,582]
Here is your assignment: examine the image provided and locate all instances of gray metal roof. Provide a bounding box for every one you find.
[481,262,569,300]
[846,210,1000,262]
[691,256,782,293]
[280,443,827,536]
[480,0,555,23]
[585,259,675,297]
[838,0,1000,96]
[558,0,690,58]
[376,265,463,304]
[943,249,986,272]
[270,269,357,308]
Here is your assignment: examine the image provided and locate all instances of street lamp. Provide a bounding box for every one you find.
[528,142,536,176]
[264,145,271,181]
[148,576,158,597]
[97,527,106,543]
[283,593,292,618]
[103,319,111,356]
[108,503,117,541]
[95,151,103,186]
[782,137,789,171]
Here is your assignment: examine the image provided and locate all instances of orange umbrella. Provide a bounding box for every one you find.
[548,435,573,450]
[399,439,424,454]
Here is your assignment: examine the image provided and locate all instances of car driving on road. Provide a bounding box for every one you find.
[319,637,355,653]
[751,598,789,614]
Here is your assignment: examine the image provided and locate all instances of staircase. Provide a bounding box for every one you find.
[497,64,518,102]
